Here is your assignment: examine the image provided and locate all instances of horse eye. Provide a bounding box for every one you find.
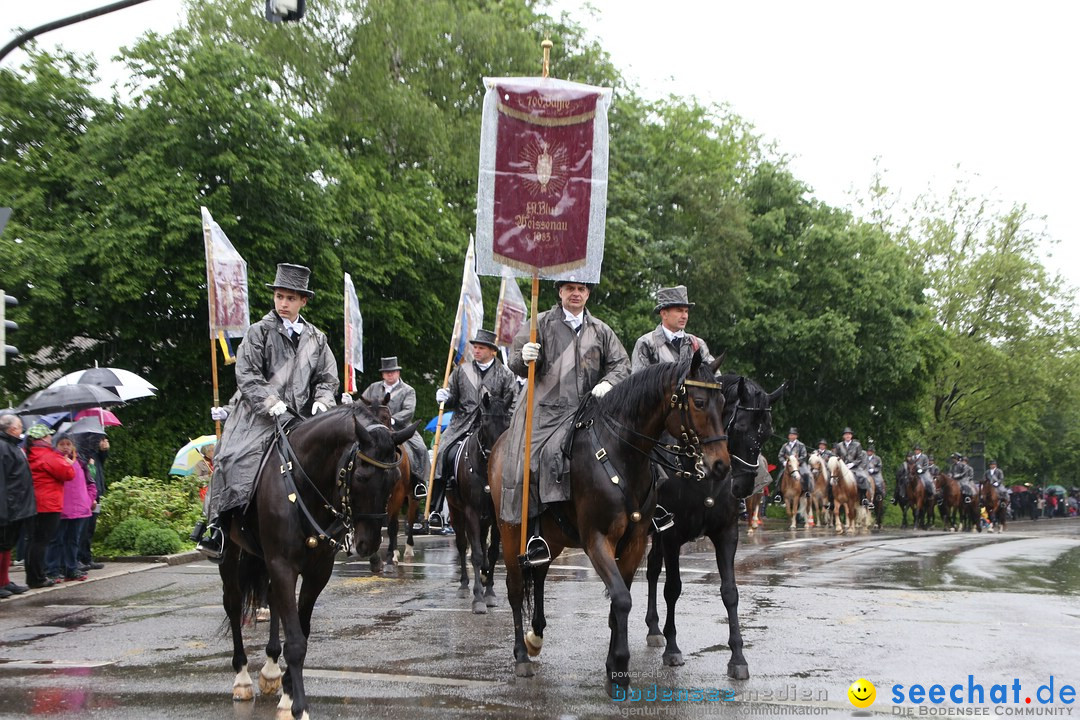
[693,397,705,410]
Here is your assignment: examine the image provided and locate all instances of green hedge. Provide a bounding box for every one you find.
[95,475,203,557]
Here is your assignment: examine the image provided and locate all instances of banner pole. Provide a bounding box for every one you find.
[518,272,540,557]
[204,217,222,440]
[424,296,464,521]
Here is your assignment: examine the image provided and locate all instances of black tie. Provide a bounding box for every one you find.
[671,336,682,349]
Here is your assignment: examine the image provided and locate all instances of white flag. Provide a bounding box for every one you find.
[343,272,363,392]
[494,266,527,346]
[449,237,484,362]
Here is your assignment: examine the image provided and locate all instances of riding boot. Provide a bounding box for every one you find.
[197,514,228,564]
[428,477,447,530]
[523,516,551,567]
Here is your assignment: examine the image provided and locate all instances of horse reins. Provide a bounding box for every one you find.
[274,417,402,551]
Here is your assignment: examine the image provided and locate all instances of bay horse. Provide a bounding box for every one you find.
[981,480,1008,532]
[904,457,936,530]
[488,353,734,696]
[778,453,805,530]
[643,374,783,676]
[744,477,768,535]
[363,394,421,570]
[219,404,418,719]
[827,455,861,533]
[447,389,510,614]
[935,472,962,531]
[808,451,831,528]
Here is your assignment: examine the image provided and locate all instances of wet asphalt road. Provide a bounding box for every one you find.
[1,518,1079,719]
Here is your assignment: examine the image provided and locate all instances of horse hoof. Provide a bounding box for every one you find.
[514,660,534,678]
[404,546,415,560]
[525,630,544,657]
[728,663,750,680]
[275,693,294,719]
[606,678,626,699]
[259,662,283,695]
[485,594,498,608]
[662,653,684,667]
[472,600,488,614]
[646,634,665,648]
[747,528,754,536]
[457,586,469,599]
[233,684,254,702]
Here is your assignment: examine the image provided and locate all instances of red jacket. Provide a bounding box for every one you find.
[28,443,76,513]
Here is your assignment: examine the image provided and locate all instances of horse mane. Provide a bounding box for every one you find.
[597,361,688,423]
[285,402,382,444]
[827,455,854,484]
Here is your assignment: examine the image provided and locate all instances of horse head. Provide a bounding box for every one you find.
[658,351,731,484]
[721,371,783,499]
[348,405,420,557]
[785,453,800,476]
[478,389,512,453]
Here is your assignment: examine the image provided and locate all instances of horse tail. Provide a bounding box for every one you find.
[236,551,270,625]
[520,562,535,622]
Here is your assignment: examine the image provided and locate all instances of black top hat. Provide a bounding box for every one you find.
[841,427,854,435]
[867,443,876,451]
[817,438,828,446]
[787,427,799,435]
[472,328,498,350]
[912,443,922,451]
[379,356,402,372]
[654,285,695,313]
[988,459,997,465]
[265,263,314,298]
[554,278,594,290]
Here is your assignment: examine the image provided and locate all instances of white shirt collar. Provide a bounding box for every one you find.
[282,315,305,334]
[383,380,400,393]
[562,308,584,327]
[476,359,495,371]
[661,325,686,343]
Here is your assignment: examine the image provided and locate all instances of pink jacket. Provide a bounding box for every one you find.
[60,459,96,520]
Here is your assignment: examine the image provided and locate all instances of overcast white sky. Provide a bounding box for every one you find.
[4,0,1078,303]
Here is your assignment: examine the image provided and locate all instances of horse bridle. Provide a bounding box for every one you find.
[275,418,403,550]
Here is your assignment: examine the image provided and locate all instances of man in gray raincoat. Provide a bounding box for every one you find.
[196,263,338,559]
[630,285,715,372]
[500,280,630,564]
[360,356,430,505]
[428,328,518,529]
[834,427,872,501]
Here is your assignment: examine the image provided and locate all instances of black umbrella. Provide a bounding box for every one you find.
[16,385,123,414]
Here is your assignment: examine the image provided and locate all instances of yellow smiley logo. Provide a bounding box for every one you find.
[848,678,876,708]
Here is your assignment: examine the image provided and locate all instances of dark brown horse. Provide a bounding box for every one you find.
[904,458,935,530]
[219,404,417,719]
[447,389,510,613]
[935,472,962,531]
[981,480,1008,532]
[489,353,731,696]
[363,394,421,571]
[643,374,783,677]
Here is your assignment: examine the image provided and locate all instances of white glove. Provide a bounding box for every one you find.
[591,380,613,398]
[210,406,229,421]
[847,462,855,469]
[268,400,288,417]
[340,393,353,405]
[311,401,328,415]
[436,388,451,404]
[521,342,541,363]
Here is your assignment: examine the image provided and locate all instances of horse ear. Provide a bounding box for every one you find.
[354,412,374,445]
[709,351,725,375]
[690,349,703,373]
[381,392,391,405]
[767,380,788,403]
[482,390,491,409]
[392,420,421,447]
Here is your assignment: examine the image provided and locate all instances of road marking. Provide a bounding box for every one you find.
[304,668,498,688]
[0,659,116,669]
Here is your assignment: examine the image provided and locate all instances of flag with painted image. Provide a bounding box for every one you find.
[449,237,484,363]
[343,272,363,393]
[202,207,250,364]
[494,266,528,347]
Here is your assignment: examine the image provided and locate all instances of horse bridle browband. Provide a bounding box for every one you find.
[274,418,402,550]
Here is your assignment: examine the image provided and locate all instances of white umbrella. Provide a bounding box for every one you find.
[49,367,157,402]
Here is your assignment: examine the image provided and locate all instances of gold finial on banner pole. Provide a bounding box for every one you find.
[541,37,552,79]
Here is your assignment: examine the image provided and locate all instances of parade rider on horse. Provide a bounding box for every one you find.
[500,280,630,566]
[778,427,812,496]
[834,427,872,504]
[195,263,338,560]
[428,328,518,530]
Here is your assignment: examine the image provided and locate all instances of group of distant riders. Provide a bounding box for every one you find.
[771,425,1008,521]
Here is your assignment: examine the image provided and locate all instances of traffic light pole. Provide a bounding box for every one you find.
[0,0,158,64]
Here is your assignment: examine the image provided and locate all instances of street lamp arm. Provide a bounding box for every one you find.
[0,0,157,65]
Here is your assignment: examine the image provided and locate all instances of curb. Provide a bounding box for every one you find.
[104,550,202,566]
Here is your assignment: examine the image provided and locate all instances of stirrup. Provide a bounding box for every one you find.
[773,494,782,503]
[739,499,747,514]
[523,536,551,567]
[196,525,224,562]
[428,512,444,530]
[413,483,428,499]
[652,505,675,533]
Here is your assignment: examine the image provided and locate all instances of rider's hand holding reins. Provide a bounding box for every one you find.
[268,400,288,417]
[591,380,613,398]
[311,402,328,415]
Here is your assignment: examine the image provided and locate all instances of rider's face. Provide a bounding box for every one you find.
[558,283,590,314]
[659,306,689,333]
[274,289,308,321]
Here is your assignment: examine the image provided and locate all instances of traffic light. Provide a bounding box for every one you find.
[265,0,305,22]
[0,291,17,367]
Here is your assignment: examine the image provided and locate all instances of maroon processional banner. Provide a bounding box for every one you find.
[475,77,612,282]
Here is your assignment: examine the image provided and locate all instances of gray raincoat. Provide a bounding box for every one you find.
[433,360,518,479]
[499,305,630,523]
[360,379,429,486]
[630,324,714,373]
[209,311,338,517]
